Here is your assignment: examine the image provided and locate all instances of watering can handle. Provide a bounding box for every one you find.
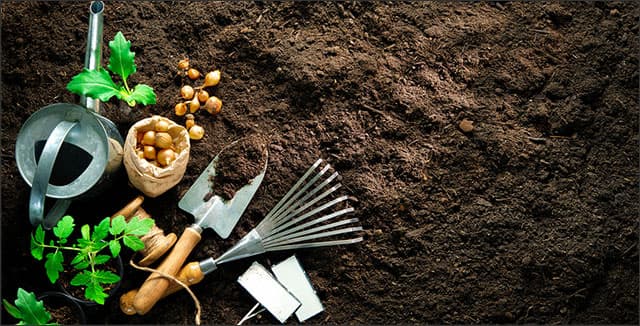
[29,120,78,229]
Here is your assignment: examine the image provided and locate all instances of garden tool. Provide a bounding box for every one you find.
[130,141,269,315]
[120,159,363,315]
[14,1,124,229]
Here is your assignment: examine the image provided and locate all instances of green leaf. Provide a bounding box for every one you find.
[123,235,145,251]
[125,84,157,106]
[44,251,63,283]
[81,224,90,241]
[53,215,74,240]
[94,255,111,264]
[93,217,111,242]
[67,68,121,102]
[124,216,154,236]
[94,270,121,284]
[85,281,108,305]
[70,270,92,286]
[107,31,136,82]
[73,261,90,270]
[109,239,121,257]
[30,233,44,261]
[110,215,126,236]
[2,289,52,325]
[70,252,85,266]
[2,299,22,319]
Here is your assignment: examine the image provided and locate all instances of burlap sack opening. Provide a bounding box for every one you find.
[123,115,190,197]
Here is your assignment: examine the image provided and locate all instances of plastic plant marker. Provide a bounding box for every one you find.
[237,261,300,323]
[271,255,324,322]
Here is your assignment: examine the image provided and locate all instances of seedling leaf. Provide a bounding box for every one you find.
[70,270,92,286]
[2,289,53,325]
[66,68,120,101]
[81,224,90,241]
[53,215,74,240]
[93,217,110,242]
[44,251,63,283]
[107,31,136,81]
[123,235,145,251]
[109,239,121,257]
[94,255,111,264]
[30,233,44,261]
[126,84,157,106]
[125,216,154,236]
[110,215,126,235]
[85,280,108,305]
[94,270,121,284]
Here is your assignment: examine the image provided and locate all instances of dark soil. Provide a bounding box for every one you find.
[207,134,267,201]
[2,1,638,325]
[43,296,83,325]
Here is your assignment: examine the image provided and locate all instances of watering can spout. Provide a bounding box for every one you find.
[81,1,104,113]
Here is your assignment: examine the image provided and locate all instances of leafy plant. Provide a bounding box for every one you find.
[67,31,156,107]
[2,288,54,325]
[30,215,154,304]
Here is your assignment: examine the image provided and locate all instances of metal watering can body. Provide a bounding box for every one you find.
[15,1,124,229]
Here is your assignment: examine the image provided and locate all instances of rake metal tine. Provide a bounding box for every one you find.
[267,165,331,224]
[271,171,340,225]
[258,162,330,231]
[263,226,364,249]
[265,237,364,252]
[263,199,352,241]
[267,182,343,232]
[263,218,360,247]
[259,159,323,228]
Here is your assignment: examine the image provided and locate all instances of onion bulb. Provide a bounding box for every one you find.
[203,70,221,87]
[204,96,222,115]
[175,102,187,116]
[155,120,170,132]
[141,130,156,146]
[187,68,201,80]
[197,90,209,103]
[143,146,156,160]
[155,132,173,149]
[189,125,205,140]
[157,148,176,167]
[180,85,194,100]
[178,58,190,70]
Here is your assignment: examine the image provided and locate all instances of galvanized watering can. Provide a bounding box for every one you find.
[15,1,124,229]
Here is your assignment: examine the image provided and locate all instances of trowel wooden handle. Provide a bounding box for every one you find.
[120,261,205,315]
[132,226,202,315]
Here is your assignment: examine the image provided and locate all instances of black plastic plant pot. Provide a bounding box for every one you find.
[58,255,125,306]
[37,291,87,325]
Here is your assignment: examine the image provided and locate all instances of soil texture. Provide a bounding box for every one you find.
[2,1,639,324]
[208,134,267,201]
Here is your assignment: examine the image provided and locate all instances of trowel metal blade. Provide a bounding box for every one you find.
[178,149,267,239]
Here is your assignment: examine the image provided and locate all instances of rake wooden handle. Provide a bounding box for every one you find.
[120,261,205,315]
[132,226,202,315]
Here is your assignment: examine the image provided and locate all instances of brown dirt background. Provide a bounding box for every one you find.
[1,1,638,324]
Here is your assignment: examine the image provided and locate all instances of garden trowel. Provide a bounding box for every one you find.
[132,141,268,315]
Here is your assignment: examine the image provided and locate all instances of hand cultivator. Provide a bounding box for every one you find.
[121,158,363,315]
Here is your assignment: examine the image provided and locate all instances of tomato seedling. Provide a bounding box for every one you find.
[30,215,154,304]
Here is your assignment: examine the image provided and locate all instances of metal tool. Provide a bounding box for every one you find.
[120,158,363,315]
[15,1,124,229]
[130,141,268,315]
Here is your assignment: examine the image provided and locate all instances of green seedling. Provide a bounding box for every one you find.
[30,215,154,304]
[67,31,156,107]
[2,288,55,325]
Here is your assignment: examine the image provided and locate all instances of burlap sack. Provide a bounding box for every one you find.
[123,115,190,197]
